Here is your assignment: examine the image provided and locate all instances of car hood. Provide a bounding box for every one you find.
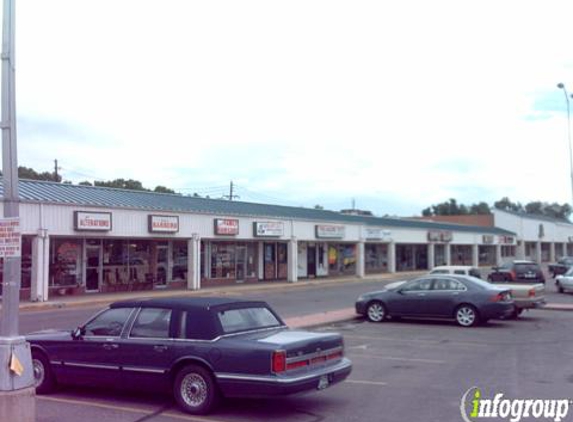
[26,329,73,341]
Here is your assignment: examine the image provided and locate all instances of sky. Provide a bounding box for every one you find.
[8,0,573,216]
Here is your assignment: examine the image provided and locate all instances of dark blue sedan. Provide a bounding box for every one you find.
[27,297,352,414]
[355,274,515,327]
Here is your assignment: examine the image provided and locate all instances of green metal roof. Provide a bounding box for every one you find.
[1,179,515,235]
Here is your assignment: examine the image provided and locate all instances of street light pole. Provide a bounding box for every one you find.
[0,0,35,420]
[557,83,573,206]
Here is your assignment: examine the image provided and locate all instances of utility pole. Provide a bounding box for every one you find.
[224,180,239,201]
[54,159,59,182]
[0,0,36,420]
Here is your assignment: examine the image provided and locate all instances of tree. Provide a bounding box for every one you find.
[16,166,61,182]
[78,181,93,186]
[314,205,324,210]
[94,179,148,191]
[493,197,523,212]
[154,185,175,194]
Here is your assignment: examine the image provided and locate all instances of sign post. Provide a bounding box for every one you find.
[0,0,36,420]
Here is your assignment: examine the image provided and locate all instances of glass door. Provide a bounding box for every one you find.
[236,245,247,282]
[86,242,101,292]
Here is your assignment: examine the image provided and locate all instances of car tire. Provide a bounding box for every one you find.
[366,301,387,323]
[32,351,56,394]
[510,308,523,319]
[455,304,479,327]
[173,364,219,415]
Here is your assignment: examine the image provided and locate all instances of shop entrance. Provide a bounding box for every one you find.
[236,245,247,282]
[307,246,316,277]
[154,243,168,288]
[86,243,101,292]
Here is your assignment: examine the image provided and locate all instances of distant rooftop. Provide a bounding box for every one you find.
[0,179,515,235]
[494,208,573,225]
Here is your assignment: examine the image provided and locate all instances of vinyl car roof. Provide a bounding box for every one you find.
[110,296,269,311]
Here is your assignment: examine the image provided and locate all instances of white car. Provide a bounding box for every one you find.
[555,267,573,293]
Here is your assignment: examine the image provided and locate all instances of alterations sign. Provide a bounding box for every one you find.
[74,211,112,231]
[0,217,21,258]
[149,215,179,233]
[254,222,284,237]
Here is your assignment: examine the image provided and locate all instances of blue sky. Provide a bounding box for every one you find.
[10,0,573,216]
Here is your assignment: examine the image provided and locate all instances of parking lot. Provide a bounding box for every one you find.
[34,305,573,422]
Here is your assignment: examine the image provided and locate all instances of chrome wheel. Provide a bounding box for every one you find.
[456,305,477,327]
[180,373,208,408]
[366,301,386,322]
[173,365,218,415]
[32,357,45,388]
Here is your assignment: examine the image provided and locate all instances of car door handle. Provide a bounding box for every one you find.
[154,345,168,352]
[103,344,119,350]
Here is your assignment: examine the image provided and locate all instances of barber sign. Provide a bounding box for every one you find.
[74,211,112,231]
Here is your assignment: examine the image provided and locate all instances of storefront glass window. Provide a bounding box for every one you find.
[434,244,446,267]
[172,241,188,281]
[49,238,82,287]
[211,242,236,279]
[246,243,257,278]
[129,240,151,285]
[451,245,472,265]
[479,245,496,266]
[103,239,128,288]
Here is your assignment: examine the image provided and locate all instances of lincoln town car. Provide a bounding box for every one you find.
[28,297,352,414]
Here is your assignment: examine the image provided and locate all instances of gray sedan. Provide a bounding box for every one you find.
[355,275,515,327]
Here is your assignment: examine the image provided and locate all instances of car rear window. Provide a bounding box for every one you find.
[515,264,540,272]
[218,307,282,334]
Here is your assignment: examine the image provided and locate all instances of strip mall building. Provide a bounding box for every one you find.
[3,180,573,302]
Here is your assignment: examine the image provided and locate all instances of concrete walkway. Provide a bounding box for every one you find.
[4,272,573,329]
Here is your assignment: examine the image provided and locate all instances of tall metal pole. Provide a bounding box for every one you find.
[557,83,573,207]
[0,2,35,420]
[1,0,20,338]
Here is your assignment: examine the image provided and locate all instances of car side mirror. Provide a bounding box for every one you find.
[72,326,85,340]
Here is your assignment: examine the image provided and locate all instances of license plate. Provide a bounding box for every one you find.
[523,273,535,278]
[317,375,330,390]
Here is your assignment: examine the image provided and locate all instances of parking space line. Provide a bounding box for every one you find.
[345,379,388,386]
[344,334,488,348]
[347,352,445,364]
[37,396,236,422]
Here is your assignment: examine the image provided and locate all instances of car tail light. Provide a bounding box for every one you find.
[272,350,286,373]
[509,270,516,281]
[528,288,536,298]
[490,292,511,302]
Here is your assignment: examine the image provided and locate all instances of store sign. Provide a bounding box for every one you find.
[427,230,453,242]
[316,224,345,239]
[482,235,495,244]
[254,222,284,237]
[499,235,515,244]
[0,217,21,258]
[148,215,179,233]
[74,211,112,231]
[365,228,392,241]
[214,218,239,236]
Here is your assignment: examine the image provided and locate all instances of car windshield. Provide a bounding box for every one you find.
[515,264,539,272]
[565,267,573,276]
[218,306,283,334]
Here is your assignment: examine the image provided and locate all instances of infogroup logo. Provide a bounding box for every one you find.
[460,387,572,422]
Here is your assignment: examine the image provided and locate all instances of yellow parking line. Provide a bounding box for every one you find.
[345,380,388,386]
[37,396,236,422]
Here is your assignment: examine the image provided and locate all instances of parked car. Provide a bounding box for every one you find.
[548,256,573,278]
[28,297,352,415]
[555,267,573,293]
[487,260,545,284]
[355,274,515,327]
[431,265,545,318]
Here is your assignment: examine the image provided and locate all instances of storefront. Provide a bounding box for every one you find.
[365,243,388,274]
[478,235,496,266]
[396,244,428,271]
[204,241,258,284]
[450,245,473,266]
[297,242,328,278]
[327,243,357,276]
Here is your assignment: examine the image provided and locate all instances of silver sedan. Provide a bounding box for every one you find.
[555,267,573,293]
